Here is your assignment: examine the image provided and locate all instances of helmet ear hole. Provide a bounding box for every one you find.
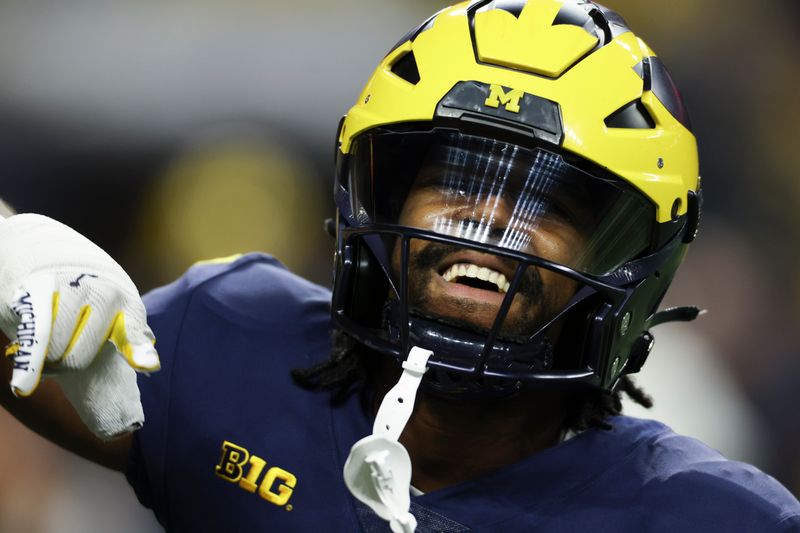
[670,197,682,220]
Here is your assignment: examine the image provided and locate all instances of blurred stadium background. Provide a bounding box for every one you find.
[0,0,798,530]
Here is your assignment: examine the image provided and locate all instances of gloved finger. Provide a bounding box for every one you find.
[107,311,160,372]
[47,272,159,373]
[56,342,145,440]
[56,305,158,373]
[6,273,57,397]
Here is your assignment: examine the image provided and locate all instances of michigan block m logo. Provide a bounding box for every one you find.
[484,84,524,113]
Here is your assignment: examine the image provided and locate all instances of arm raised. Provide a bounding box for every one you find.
[0,210,158,470]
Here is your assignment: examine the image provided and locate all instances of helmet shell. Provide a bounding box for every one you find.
[331,0,702,392]
[339,0,698,222]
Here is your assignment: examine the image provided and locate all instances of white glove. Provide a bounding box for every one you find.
[0,213,160,439]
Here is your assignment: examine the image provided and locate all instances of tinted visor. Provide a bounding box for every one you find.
[347,129,654,276]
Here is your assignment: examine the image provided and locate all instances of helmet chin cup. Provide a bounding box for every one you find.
[344,436,416,533]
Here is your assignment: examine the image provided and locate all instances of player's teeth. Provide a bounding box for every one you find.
[441,263,510,293]
[497,274,507,289]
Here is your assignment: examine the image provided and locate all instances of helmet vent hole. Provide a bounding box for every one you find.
[605,100,655,129]
[390,50,421,85]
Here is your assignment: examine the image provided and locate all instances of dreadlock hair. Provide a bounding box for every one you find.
[291,329,369,404]
[291,328,653,432]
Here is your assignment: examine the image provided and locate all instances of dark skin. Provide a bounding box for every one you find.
[377,164,590,492]
[401,390,568,492]
[399,164,587,338]
[0,330,131,471]
[371,358,569,492]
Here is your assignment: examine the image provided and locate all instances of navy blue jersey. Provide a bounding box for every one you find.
[127,253,800,532]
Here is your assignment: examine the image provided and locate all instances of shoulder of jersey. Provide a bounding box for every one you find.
[612,416,800,517]
[145,252,331,327]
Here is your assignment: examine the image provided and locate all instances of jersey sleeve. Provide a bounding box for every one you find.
[124,253,332,525]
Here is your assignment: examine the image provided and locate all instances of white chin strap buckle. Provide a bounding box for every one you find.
[343,347,432,533]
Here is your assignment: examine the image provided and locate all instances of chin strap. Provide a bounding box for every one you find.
[343,346,432,533]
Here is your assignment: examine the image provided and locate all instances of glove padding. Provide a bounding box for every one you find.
[0,214,160,439]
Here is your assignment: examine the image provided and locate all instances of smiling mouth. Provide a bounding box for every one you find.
[441,262,511,294]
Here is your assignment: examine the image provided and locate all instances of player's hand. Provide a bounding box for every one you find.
[0,213,159,437]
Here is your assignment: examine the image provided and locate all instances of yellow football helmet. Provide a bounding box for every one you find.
[332,0,701,394]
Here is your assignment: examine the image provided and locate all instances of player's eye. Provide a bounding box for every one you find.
[536,195,577,224]
[431,176,510,202]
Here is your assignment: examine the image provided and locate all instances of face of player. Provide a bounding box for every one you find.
[392,162,592,340]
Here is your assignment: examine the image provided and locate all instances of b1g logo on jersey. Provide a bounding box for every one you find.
[215,440,297,510]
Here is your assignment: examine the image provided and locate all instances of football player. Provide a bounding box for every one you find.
[1,1,799,531]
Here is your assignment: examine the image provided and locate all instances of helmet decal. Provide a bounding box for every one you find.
[474,0,599,77]
[484,84,524,113]
[435,81,564,145]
